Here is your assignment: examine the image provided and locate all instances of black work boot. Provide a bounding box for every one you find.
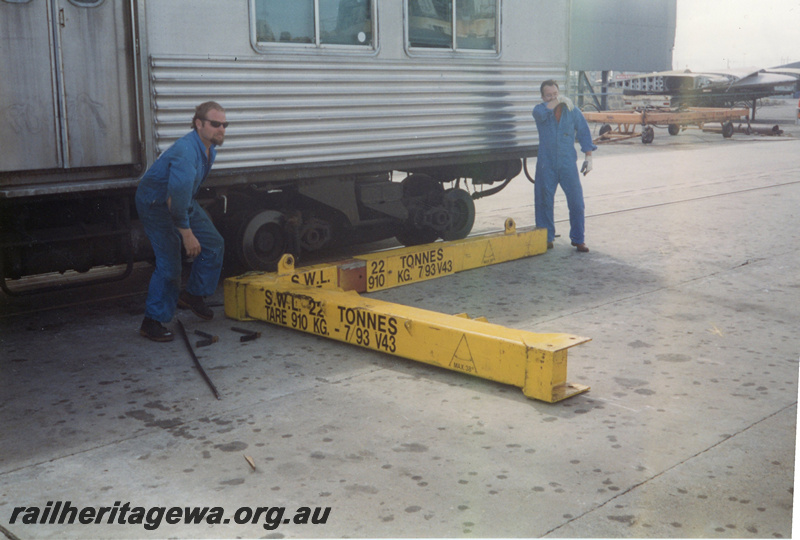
[177,291,214,321]
[140,317,174,342]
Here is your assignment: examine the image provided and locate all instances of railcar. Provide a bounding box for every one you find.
[0,0,570,294]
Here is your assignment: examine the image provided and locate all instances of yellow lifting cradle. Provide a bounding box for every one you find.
[271,218,548,293]
[225,220,591,403]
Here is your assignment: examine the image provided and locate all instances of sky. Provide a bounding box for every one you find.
[672,0,800,72]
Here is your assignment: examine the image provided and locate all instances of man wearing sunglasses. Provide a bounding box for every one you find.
[135,101,228,341]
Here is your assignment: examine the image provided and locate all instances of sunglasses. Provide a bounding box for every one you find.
[204,119,229,128]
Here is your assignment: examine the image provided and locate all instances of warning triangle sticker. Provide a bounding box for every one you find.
[482,241,496,264]
[450,334,478,374]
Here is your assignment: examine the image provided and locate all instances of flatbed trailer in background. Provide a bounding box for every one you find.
[584,107,750,144]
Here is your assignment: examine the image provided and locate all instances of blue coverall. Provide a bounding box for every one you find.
[135,130,224,323]
[532,103,597,244]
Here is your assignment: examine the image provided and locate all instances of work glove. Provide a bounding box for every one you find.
[580,155,593,176]
[556,95,575,111]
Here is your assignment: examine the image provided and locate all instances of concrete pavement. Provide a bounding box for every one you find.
[0,98,797,539]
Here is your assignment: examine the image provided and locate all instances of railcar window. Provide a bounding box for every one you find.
[255,0,315,44]
[455,0,495,50]
[408,0,497,52]
[320,0,372,45]
[408,0,452,48]
[253,0,373,49]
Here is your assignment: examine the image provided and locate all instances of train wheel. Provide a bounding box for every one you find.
[722,121,734,138]
[235,210,288,271]
[402,173,444,199]
[395,174,442,246]
[442,188,475,241]
[396,226,439,246]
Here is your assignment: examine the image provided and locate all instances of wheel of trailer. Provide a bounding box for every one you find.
[395,175,443,246]
[599,124,613,138]
[668,124,681,136]
[641,126,655,144]
[442,188,475,241]
[722,121,734,138]
[235,210,288,271]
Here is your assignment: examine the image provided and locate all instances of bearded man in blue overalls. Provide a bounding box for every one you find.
[135,102,228,341]
[532,80,596,252]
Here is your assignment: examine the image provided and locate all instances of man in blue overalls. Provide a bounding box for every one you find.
[135,102,227,341]
[532,80,596,252]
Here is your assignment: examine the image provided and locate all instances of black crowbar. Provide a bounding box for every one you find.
[175,319,221,400]
[231,326,262,342]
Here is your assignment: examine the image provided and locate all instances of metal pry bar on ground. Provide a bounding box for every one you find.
[231,326,262,342]
[175,319,221,400]
[194,329,219,347]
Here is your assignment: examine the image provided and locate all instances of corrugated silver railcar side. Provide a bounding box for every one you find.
[143,0,567,175]
[0,0,569,292]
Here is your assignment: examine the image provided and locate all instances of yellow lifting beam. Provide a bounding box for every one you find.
[272,218,548,294]
[224,220,591,402]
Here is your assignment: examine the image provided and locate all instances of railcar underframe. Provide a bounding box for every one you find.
[0,150,527,295]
